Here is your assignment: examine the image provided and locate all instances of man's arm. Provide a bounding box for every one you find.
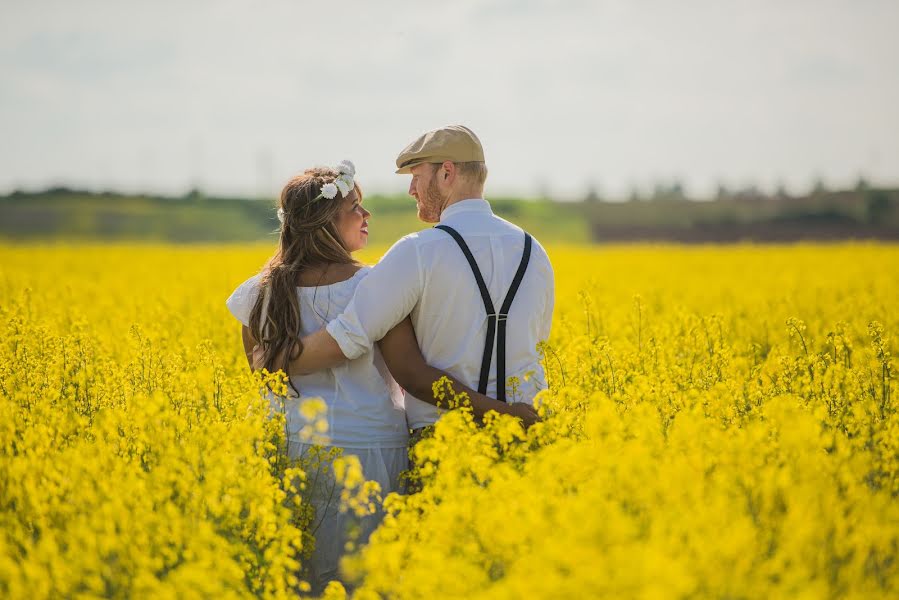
[250,328,346,374]
[378,317,538,426]
[539,243,555,342]
[283,237,424,378]
[287,328,346,374]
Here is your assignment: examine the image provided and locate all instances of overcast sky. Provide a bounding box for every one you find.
[2,0,898,199]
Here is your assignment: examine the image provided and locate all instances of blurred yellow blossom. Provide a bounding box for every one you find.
[1,242,897,598]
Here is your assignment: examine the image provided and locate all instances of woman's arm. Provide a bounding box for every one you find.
[378,317,538,427]
[240,325,258,370]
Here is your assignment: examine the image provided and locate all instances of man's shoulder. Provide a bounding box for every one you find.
[367,231,428,272]
[383,228,445,254]
[526,231,551,259]
[489,215,552,262]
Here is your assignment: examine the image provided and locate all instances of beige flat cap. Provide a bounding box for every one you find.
[395,125,485,174]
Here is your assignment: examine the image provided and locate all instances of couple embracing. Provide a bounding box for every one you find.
[225,125,554,591]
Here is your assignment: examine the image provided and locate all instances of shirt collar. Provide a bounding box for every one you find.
[439,198,492,222]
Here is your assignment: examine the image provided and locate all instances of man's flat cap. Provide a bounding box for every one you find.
[395,125,485,174]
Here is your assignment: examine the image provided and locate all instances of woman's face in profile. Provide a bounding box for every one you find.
[334,189,370,252]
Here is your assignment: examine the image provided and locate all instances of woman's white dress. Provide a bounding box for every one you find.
[226,267,408,592]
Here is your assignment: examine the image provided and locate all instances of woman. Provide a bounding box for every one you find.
[225,161,533,593]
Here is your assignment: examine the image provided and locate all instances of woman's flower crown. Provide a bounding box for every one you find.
[277,160,356,224]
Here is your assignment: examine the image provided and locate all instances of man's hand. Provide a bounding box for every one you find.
[505,402,540,428]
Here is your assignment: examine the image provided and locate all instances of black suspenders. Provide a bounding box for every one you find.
[434,225,533,403]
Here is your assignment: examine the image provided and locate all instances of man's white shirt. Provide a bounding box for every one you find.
[326,198,555,430]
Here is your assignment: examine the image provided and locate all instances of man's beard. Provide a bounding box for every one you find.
[418,176,446,223]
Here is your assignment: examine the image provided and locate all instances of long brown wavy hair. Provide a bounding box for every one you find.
[248,167,361,378]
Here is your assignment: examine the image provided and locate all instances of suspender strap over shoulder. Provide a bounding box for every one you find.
[434,224,533,403]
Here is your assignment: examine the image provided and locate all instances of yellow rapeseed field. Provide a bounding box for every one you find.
[1,242,897,599]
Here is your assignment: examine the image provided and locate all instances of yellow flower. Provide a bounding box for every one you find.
[2,242,897,598]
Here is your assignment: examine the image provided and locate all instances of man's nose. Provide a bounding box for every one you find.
[408,179,415,196]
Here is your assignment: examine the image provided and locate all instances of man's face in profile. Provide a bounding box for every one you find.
[408,163,445,223]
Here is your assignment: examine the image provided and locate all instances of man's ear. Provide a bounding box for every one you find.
[441,161,455,183]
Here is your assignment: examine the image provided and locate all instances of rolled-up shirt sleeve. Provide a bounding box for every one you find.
[326,235,423,360]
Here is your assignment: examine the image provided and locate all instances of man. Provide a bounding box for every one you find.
[280,124,555,433]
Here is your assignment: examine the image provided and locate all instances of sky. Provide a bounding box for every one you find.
[1,0,898,200]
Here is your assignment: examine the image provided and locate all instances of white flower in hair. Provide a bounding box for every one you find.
[333,178,349,197]
[320,182,339,200]
[277,207,286,223]
[336,159,355,177]
[334,175,352,197]
[312,160,355,201]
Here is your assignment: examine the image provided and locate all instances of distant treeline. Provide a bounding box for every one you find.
[584,185,899,242]
[1,185,897,244]
[0,188,587,245]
